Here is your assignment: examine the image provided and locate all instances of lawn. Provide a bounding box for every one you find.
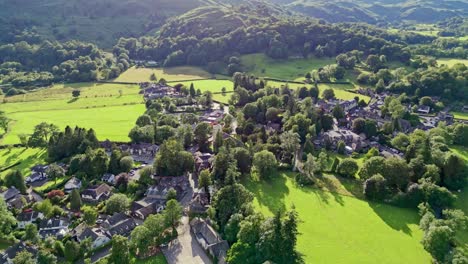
[115,66,214,83]
[437,58,468,67]
[169,79,234,104]
[132,254,167,264]
[0,82,146,145]
[240,53,335,80]
[266,81,370,102]
[244,172,431,264]
[0,148,47,179]
[451,112,468,120]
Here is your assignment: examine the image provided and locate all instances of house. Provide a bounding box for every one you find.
[322,129,368,152]
[64,177,82,193]
[74,226,111,249]
[101,173,116,185]
[1,242,37,264]
[417,105,431,114]
[145,185,169,200]
[149,176,190,200]
[39,217,69,239]
[188,192,210,214]
[102,213,136,237]
[463,105,468,112]
[131,198,165,220]
[1,187,20,202]
[190,218,229,264]
[81,183,112,203]
[17,210,44,229]
[339,99,358,112]
[25,171,47,184]
[200,110,224,124]
[194,152,214,174]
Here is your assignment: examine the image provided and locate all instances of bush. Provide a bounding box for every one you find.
[363,174,388,201]
[336,158,359,178]
[295,173,314,186]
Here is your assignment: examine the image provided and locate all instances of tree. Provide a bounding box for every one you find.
[212,183,254,228]
[23,224,39,243]
[46,163,65,184]
[198,169,212,202]
[252,150,277,180]
[82,206,98,226]
[0,111,10,134]
[70,189,82,211]
[130,226,152,256]
[280,131,300,166]
[194,122,212,152]
[164,199,183,234]
[213,129,223,153]
[72,90,81,98]
[12,251,35,264]
[110,235,130,264]
[106,193,130,214]
[297,154,316,185]
[337,140,346,154]
[119,156,134,173]
[322,88,335,100]
[139,166,154,187]
[150,73,157,81]
[422,225,453,262]
[28,122,59,148]
[154,139,194,176]
[359,156,386,180]
[337,158,358,178]
[166,188,177,201]
[4,170,27,193]
[232,147,252,175]
[332,105,345,119]
[363,174,387,200]
[443,153,466,189]
[38,250,57,264]
[0,197,16,238]
[136,114,152,127]
[64,240,80,262]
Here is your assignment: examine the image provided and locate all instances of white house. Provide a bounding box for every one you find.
[17,210,44,229]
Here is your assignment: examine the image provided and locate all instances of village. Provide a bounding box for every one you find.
[1,79,467,264]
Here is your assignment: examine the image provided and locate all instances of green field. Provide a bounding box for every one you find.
[115,66,214,83]
[437,58,468,67]
[0,148,47,179]
[244,173,431,264]
[132,254,167,264]
[240,53,335,80]
[267,81,370,102]
[452,112,468,120]
[0,83,145,144]
[170,79,234,104]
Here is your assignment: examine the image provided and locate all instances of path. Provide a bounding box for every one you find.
[161,216,212,264]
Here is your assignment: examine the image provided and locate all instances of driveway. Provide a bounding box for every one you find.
[162,216,212,264]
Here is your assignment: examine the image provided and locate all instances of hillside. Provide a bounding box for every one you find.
[0,0,216,48]
[285,0,468,24]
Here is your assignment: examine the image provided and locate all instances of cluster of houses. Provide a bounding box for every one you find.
[139,83,181,100]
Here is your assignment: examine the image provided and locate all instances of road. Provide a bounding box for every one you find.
[161,216,212,264]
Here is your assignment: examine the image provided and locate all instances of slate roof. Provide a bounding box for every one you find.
[1,242,37,263]
[1,187,20,201]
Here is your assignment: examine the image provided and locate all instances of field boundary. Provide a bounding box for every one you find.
[263,77,352,85]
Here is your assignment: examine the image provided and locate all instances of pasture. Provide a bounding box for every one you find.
[437,58,468,67]
[0,148,47,179]
[114,66,213,83]
[452,112,468,120]
[244,173,432,264]
[266,81,370,102]
[170,79,234,104]
[0,83,145,144]
[240,53,335,80]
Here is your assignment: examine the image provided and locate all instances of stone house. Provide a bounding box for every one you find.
[81,183,112,203]
[190,218,229,264]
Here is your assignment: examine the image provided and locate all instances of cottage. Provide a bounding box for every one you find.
[81,184,112,203]
[417,105,431,114]
[102,213,136,237]
[322,129,368,152]
[25,172,47,184]
[1,242,37,264]
[1,187,20,202]
[145,185,169,200]
[64,177,82,193]
[39,217,69,239]
[17,210,44,229]
[131,198,165,220]
[339,99,358,112]
[101,173,116,185]
[194,152,214,173]
[190,218,229,264]
[75,227,111,249]
[2,189,38,210]
[188,193,210,214]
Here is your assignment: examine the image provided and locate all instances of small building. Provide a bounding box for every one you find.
[64,177,82,193]
[102,213,136,237]
[17,210,44,229]
[1,242,37,264]
[188,192,210,214]
[101,173,116,185]
[81,184,112,203]
[1,187,20,202]
[417,105,431,114]
[190,218,229,264]
[194,152,214,174]
[131,198,165,220]
[39,218,69,239]
[75,227,111,249]
[25,171,47,184]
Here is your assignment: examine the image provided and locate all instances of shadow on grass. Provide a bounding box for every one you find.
[67,98,79,103]
[368,201,418,236]
[243,171,289,214]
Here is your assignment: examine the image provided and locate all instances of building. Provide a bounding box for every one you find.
[131,198,165,220]
[188,192,210,214]
[102,213,137,237]
[17,210,44,229]
[64,177,82,193]
[417,105,431,114]
[190,218,229,264]
[81,183,112,203]
[322,129,368,152]
[39,217,69,239]
[75,227,111,249]
[101,173,116,185]
[1,187,20,202]
[194,152,214,174]
[1,242,37,264]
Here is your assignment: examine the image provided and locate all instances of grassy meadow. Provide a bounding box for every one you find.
[437,58,468,67]
[452,112,468,120]
[0,148,47,179]
[240,53,335,80]
[114,66,213,83]
[0,83,145,144]
[169,79,234,104]
[244,172,432,264]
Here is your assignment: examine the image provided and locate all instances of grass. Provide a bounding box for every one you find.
[244,172,431,264]
[437,58,468,67]
[240,53,335,80]
[132,254,168,264]
[451,112,468,120]
[0,148,47,179]
[34,176,69,192]
[0,82,145,144]
[0,241,12,251]
[266,81,370,102]
[169,79,234,104]
[115,66,214,83]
